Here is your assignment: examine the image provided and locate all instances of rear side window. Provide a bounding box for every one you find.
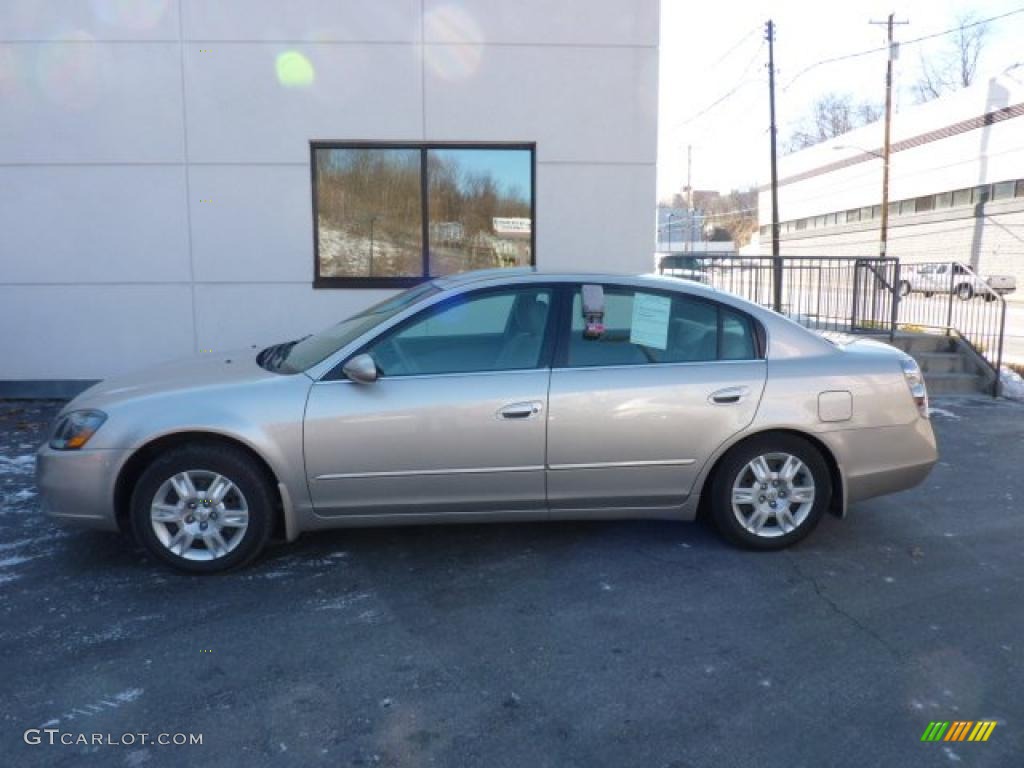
[721,309,755,360]
[565,286,759,367]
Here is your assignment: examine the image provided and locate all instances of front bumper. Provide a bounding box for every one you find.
[36,445,129,532]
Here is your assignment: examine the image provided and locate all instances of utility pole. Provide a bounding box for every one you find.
[765,19,782,312]
[871,13,908,259]
[685,144,692,254]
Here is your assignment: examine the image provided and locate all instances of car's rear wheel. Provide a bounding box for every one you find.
[956,283,974,301]
[898,280,911,297]
[710,435,830,550]
[130,444,273,573]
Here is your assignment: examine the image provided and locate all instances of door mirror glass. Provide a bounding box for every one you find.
[342,354,379,384]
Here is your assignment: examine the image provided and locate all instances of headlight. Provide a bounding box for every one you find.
[899,357,929,419]
[49,410,107,450]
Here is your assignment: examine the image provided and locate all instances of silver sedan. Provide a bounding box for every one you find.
[37,269,937,572]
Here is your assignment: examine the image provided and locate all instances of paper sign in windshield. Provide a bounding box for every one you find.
[629,293,671,350]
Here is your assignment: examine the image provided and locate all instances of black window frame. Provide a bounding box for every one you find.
[310,140,537,289]
[551,283,766,369]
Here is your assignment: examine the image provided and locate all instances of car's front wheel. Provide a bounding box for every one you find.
[130,443,274,573]
[710,434,830,550]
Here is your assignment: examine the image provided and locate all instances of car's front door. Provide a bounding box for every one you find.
[304,285,555,517]
[546,283,767,512]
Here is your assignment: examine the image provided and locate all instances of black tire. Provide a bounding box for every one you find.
[984,293,997,302]
[923,291,935,298]
[956,283,974,301]
[898,280,911,297]
[130,443,274,573]
[709,434,831,551]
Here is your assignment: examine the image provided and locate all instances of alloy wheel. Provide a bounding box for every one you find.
[150,469,250,561]
[730,452,816,538]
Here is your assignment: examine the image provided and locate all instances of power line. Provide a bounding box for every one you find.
[710,25,763,67]
[673,41,766,128]
[781,7,1024,91]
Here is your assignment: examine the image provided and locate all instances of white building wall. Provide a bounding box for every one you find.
[0,0,659,385]
[758,72,1024,290]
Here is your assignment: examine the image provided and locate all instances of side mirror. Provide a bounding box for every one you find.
[341,354,378,384]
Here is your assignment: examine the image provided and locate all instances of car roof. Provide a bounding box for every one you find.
[432,267,726,301]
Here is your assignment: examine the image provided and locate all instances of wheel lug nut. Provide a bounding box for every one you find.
[769,501,777,509]
[200,521,208,531]
[758,495,766,502]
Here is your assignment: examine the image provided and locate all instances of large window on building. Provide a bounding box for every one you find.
[312,142,535,287]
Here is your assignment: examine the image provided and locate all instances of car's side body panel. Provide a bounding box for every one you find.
[37,271,938,543]
[304,371,550,517]
[546,360,766,509]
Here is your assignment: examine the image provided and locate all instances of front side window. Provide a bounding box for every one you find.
[312,143,535,287]
[566,287,758,368]
[365,287,552,377]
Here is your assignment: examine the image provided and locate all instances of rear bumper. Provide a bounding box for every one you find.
[36,446,127,532]
[825,417,938,505]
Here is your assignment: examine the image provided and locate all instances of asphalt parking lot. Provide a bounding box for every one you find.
[1,398,1022,767]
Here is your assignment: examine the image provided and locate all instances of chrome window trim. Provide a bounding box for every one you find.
[547,459,696,471]
[315,465,544,481]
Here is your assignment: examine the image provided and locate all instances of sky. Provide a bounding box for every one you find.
[432,148,532,202]
[657,0,1024,199]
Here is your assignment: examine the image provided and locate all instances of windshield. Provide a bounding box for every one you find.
[274,282,441,373]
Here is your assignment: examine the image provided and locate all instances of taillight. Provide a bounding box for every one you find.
[900,357,929,418]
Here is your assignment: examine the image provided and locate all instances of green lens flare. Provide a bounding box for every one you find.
[275,51,314,88]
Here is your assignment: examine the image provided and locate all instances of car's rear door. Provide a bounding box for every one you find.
[304,284,556,517]
[545,283,767,513]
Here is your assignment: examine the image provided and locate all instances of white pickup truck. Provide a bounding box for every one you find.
[899,261,1016,301]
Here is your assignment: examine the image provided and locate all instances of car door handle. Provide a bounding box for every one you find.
[497,401,543,420]
[709,386,750,405]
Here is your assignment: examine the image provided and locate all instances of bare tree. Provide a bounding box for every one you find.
[786,92,882,152]
[912,13,989,103]
[701,188,758,247]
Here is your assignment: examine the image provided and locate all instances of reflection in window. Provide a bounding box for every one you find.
[313,144,534,285]
[952,188,972,207]
[315,148,423,278]
[368,287,552,376]
[427,149,533,276]
[566,288,757,367]
[992,181,1015,200]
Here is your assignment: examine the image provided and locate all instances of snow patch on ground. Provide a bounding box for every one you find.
[0,553,40,569]
[0,454,35,474]
[39,688,144,727]
[928,407,960,420]
[1000,366,1024,401]
[315,592,372,611]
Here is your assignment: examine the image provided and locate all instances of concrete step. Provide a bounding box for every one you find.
[923,371,988,396]
[885,332,958,355]
[916,351,965,374]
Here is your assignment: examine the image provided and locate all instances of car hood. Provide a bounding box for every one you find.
[69,349,295,411]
